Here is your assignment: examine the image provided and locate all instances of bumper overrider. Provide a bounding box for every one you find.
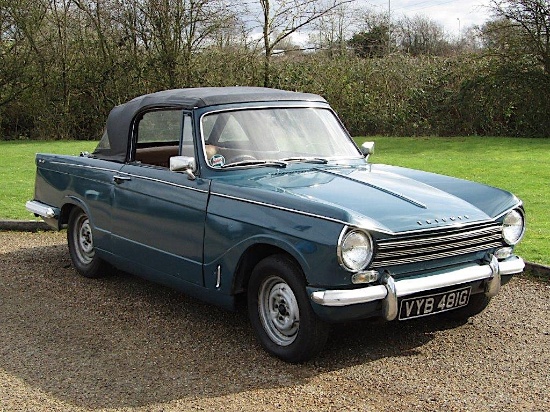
[310,255,525,321]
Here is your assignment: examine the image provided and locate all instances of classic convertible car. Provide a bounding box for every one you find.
[27,87,525,362]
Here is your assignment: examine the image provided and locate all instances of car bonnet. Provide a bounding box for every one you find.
[214,164,519,234]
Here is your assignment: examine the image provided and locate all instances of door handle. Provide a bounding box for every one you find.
[113,175,131,184]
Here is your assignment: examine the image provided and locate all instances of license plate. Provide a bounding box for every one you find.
[398,286,471,320]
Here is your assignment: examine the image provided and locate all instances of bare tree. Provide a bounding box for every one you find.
[209,13,249,50]
[256,0,355,86]
[0,0,50,98]
[490,0,550,73]
[108,0,241,88]
[395,15,450,56]
[347,9,389,58]
[310,3,358,56]
[1,1,39,109]
[457,25,484,53]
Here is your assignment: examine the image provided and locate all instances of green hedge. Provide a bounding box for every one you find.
[2,52,549,140]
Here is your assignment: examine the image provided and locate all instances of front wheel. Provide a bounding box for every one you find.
[247,255,329,363]
[67,208,107,278]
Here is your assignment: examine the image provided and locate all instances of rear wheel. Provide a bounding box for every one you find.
[443,293,491,321]
[248,254,329,363]
[67,208,107,278]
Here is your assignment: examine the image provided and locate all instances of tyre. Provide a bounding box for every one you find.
[67,208,107,278]
[442,293,491,321]
[247,254,329,363]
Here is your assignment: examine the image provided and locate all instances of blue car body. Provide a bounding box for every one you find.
[27,87,525,362]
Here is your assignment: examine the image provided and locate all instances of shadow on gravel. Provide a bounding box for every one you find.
[0,243,464,409]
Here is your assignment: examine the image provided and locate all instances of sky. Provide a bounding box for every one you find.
[249,0,496,47]
[364,0,493,37]
[281,0,495,48]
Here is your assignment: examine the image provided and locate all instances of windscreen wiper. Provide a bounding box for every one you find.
[223,160,288,169]
[279,157,329,164]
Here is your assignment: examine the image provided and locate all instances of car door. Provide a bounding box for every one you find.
[111,110,209,286]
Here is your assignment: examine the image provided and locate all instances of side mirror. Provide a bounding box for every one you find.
[170,156,197,180]
[360,141,375,156]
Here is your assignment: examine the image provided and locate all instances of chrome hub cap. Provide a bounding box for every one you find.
[258,276,299,346]
[75,216,95,264]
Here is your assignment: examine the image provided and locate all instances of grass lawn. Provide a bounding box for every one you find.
[0,140,96,220]
[1,137,548,265]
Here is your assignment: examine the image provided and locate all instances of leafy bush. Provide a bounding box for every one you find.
[1,50,549,140]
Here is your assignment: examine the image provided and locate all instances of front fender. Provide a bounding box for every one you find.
[203,209,348,294]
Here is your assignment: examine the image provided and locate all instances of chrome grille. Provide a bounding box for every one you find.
[372,223,504,268]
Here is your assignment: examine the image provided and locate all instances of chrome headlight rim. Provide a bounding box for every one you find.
[502,208,526,245]
[337,227,374,272]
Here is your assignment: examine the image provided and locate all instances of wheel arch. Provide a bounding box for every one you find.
[59,197,92,228]
[232,243,306,297]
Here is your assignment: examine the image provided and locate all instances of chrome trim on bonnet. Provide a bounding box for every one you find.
[310,256,525,320]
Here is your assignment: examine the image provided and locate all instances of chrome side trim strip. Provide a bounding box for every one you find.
[211,192,349,225]
[48,161,117,174]
[310,256,525,309]
[25,200,57,219]
[47,161,208,194]
[120,173,208,194]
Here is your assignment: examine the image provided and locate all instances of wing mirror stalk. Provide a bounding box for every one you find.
[360,141,375,160]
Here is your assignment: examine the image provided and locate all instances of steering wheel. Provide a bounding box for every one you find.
[228,154,257,164]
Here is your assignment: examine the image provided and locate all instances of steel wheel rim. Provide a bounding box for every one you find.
[258,275,299,346]
[74,215,95,264]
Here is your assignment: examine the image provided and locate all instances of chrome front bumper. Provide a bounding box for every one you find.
[310,256,525,321]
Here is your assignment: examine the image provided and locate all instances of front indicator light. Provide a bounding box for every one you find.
[495,247,513,260]
[352,270,380,284]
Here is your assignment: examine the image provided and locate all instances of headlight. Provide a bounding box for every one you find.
[338,229,374,271]
[502,209,525,245]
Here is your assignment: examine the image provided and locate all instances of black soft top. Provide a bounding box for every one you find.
[93,87,326,162]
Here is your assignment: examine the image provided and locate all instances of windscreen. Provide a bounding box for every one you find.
[201,107,361,168]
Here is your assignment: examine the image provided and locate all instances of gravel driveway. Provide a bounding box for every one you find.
[1,231,548,411]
